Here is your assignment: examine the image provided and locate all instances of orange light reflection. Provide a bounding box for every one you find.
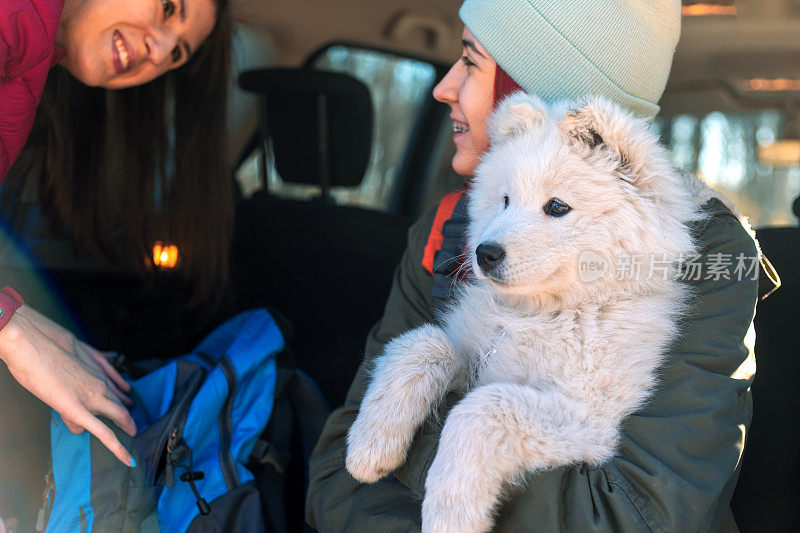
[682,5,738,16]
[758,141,800,168]
[152,242,180,269]
[748,79,800,92]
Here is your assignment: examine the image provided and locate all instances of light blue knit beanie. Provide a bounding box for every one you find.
[459,0,682,118]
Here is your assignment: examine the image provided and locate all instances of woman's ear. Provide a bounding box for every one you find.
[488,92,549,143]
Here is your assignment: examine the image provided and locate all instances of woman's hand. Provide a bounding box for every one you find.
[17,306,135,407]
[0,306,137,467]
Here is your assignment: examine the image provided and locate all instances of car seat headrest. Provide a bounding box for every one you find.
[239,68,373,195]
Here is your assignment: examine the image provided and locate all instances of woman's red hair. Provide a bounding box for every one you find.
[493,65,523,108]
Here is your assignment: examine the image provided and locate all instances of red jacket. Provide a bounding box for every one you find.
[0,0,65,182]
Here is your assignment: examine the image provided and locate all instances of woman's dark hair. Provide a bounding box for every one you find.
[6,0,233,305]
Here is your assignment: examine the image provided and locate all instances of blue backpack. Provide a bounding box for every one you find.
[36,309,328,532]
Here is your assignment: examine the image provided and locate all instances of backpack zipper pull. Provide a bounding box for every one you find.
[165,461,175,488]
[180,471,210,515]
[166,426,210,515]
[166,428,181,488]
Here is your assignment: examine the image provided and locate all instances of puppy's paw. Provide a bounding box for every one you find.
[421,445,496,533]
[345,413,409,483]
[421,484,494,533]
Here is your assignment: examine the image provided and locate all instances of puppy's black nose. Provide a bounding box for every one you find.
[476,243,506,274]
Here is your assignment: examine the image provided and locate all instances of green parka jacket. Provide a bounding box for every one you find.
[306,193,759,532]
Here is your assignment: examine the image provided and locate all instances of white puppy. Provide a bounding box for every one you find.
[346,93,703,533]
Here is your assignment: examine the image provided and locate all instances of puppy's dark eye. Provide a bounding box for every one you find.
[503,195,510,209]
[543,198,571,217]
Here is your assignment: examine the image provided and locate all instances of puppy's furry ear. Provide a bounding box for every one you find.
[488,93,549,142]
[560,98,659,185]
[560,97,701,228]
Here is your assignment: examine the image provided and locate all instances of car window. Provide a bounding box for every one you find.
[235,45,437,212]
[654,111,800,228]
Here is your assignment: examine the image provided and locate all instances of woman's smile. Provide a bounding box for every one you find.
[57,0,217,89]
[432,27,495,177]
[112,30,135,73]
[452,117,470,137]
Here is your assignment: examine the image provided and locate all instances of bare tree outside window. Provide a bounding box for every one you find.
[654,111,800,228]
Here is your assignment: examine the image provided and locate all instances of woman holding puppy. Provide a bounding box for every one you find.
[307,1,758,531]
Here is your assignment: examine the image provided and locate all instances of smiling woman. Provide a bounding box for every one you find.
[0,0,232,526]
[57,0,217,89]
[3,0,232,300]
[432,30,496,177]
[0,0,233,309]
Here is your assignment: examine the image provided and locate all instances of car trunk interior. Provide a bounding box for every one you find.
[0,0,798,529]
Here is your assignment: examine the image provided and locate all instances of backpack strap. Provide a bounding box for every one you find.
[248,347,295,533]
[424,190,470,307]
[248,343,331,533]
[422,190,466,275]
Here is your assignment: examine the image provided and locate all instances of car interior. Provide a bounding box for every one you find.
[0,0,798,530]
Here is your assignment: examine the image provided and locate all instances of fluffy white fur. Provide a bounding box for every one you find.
[346,94,707,533]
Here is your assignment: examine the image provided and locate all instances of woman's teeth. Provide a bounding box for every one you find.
[114,33,129,70]
[453,122,470,133]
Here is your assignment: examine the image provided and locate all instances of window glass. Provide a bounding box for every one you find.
[236,46,437,211]
[654,111,800,228]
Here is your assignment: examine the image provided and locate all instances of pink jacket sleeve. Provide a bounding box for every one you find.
[0,0,65,182]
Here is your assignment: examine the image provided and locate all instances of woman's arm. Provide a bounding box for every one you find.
[0,2,59,182]
[0,31,18,181]
[0,16,33,181]
[0,306,137,467]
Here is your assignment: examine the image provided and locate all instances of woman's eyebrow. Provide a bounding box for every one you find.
[462,39,486,59]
